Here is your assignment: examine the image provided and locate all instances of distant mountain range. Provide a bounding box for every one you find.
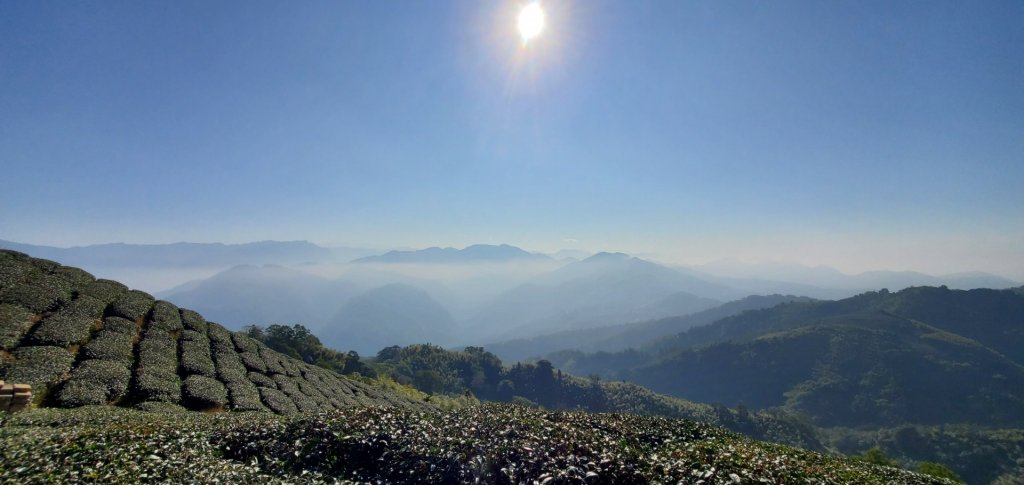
[0,239,377,292]
[692,259,1019,292]
[352,244,551,264]
[547,286,1024,428]
[4,239,1019,362]
[156,264,361,331]
[463,252,734,343]
[0,239,347,267]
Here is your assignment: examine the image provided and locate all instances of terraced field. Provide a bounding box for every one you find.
[0,249,428,413]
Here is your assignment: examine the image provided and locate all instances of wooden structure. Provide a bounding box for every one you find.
[0,380,32,412]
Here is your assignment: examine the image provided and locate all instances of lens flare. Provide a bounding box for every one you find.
[517,2,546,44]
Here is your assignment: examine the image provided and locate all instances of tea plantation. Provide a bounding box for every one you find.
[0,250,954,483]
[0,249,428,414]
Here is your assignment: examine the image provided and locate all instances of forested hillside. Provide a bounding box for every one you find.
[547,287,1024,427]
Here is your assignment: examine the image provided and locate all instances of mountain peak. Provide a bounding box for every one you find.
[582,252,631,263]
[353,244,550,264]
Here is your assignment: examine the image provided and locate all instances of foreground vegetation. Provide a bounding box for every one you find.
[0,404,953,484]
[247,328,1024,484]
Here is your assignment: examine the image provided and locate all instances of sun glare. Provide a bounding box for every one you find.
[517,2,546,45]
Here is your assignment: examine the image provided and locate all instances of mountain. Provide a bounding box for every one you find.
[158,264,360,331]
[353,244,551,264]
[657,286,1024,362]
[0,248,1007,483]
[0,239,379,293]
[0,249,429,415]
[548,249,593,260]
[464,253,735,343]
[322,283,457,354]
[547,286,1024,429]
[696,259,1019,292]
[0,239,340,267]
[487,294,814,361]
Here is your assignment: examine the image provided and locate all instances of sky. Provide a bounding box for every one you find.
[2,1,1023,278]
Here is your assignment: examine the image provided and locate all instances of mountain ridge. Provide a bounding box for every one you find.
[352,244,551,264]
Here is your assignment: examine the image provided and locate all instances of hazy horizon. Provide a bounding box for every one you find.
[3,1,1022,280]
[3,237,1022,282]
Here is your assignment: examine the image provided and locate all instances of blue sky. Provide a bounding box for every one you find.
[2,1,1022,277]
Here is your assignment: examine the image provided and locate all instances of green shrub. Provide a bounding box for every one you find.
[180,338,216,377]
[0,303,34,350]
[272,374,300,396]
[138,329,178,369]
[65,295,108,317]
[133,365,181,403]
[0,252,35,291]
[272,374,321,412]
[290,393,321,413]
[78,279,128,304]
[258,387,298,414]
[247,371,277,389]
[53,266,95,289]
[150,301,182,333]
[297,380,331,406]
[134,323,180,404]
[280,358,303,378]
[227,380,266,412]
[232,333,260,353]
[80,329,135,365]
[101,316,139,334]
[214,353,248,385]
[179,309,207,334]
[134,401,187,413]
[181,329,207,342]
[238,351,267,373]
[207,324,236,355]
[27,296,106,347]
[56,359,131,406]
[28,257,61,273]
[0,271,73,312]
[182,375,228,409]
[109,290,154,321]
[260,348,286,375]
[54,379,107,407]
[0,345,75,391]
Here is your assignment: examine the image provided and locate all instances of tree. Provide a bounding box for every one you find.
[916,462,963,482]
[852,447,897,467]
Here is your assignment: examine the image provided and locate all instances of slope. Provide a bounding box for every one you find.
[0,249,429,414]
[626,312,1024,427]
[488,294,813,361]
[546,287,1024,428]
[323,283,458,354]
[467,253,728,342]
[158,264,361,330]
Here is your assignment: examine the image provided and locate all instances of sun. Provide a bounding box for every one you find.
[517,2,546,45]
